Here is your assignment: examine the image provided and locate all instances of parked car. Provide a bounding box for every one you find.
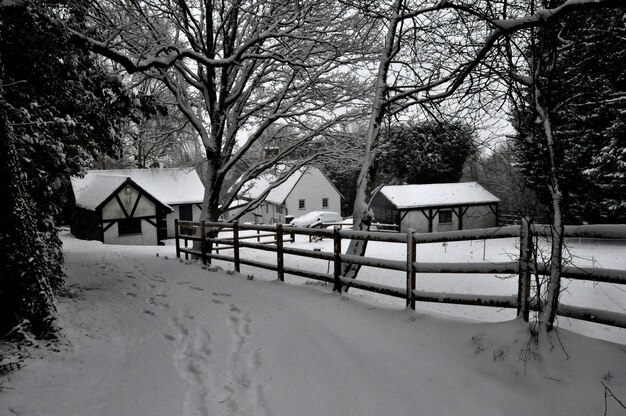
[289,211,342,228]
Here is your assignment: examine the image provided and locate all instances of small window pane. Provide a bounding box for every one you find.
[439,210,453,224]
[298,199,305,209]
[179,204,193,221]
[322,198,328,208]
[119,218,142,235]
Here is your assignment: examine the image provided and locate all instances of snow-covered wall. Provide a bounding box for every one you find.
[399,205,497,233]
[103,220,158,245]
[463,205,497,230]
[224,201,285,225]
[401,211,430,233]
[101,186,156,220]
[166,204,202,238]
[284,169,341,218]
[101,185,159,245]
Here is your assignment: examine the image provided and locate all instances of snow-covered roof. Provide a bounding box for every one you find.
[227,199,251,210]
[239,168,307,205]
[72,168,205,210]
[378,182,500,209]
[71,175,130,211]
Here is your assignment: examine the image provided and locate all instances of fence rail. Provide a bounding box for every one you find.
[175,219,626,329]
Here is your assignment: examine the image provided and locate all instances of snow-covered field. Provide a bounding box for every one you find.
[1,232,625,416]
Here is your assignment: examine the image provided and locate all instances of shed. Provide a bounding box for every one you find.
[371,182,500,233]
[70,168,205,244]
[223,167,342,224]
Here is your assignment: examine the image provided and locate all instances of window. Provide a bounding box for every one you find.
[298,199,305,210]
[322,198,328,209]
[438,210,453,224]
[179,204,193,221]
[276,205,283,214]
[118,218,142,235]
[266,204,269,213]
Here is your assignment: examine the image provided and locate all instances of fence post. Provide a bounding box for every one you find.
[200,220,206,265]
[518,218,532,321]
[333,227,342,292]
[276,224,284,282]
[175,219,180,259]
[257,229,261,242]
[233,220,240,273]
[406,228,416,310]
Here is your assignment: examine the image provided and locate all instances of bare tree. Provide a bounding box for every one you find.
[94,76,201,169]
[72,0,371,223]
[339,0,623,331]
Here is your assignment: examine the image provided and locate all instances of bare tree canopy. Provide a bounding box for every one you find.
[72,0,376,222]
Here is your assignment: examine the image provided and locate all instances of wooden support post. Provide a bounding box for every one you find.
[233,220,240,273]
[276,224,284,282]
[333,227,342,292]
[175,219,180,259]
[184,236,189,260]
[200,220,206,265]
[257,229,261,242]
[406,228,416,310]
[428,208,434,233]
[518,218,532,321]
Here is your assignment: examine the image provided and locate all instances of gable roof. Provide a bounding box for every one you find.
[71,168,205,211]
[238,166,338,205]
[377,182,500,210]
[240,169,304,205]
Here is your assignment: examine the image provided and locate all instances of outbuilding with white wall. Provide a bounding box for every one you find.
[70,168,205,244]
[370,182,500,233]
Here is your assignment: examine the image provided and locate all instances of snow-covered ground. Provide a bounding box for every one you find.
[208,230,626,344]
[1,232,625,416]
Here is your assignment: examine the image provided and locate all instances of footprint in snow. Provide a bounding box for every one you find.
[142,309,155,316]
[221,305,271,416]
[147,296,169,310]
[212,292,232,297]
[125,292,137,298]
[171,318,217,416]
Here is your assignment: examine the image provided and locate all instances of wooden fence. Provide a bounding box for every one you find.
[175,219,626,329]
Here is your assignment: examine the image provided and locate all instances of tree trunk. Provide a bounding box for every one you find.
[341,0,403,285]
[536,100,564,331]
[193,151,224,255]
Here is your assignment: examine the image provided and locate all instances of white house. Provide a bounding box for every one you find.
[70,168,205,244]
[224,167,342,224]
[370,182,500,233]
